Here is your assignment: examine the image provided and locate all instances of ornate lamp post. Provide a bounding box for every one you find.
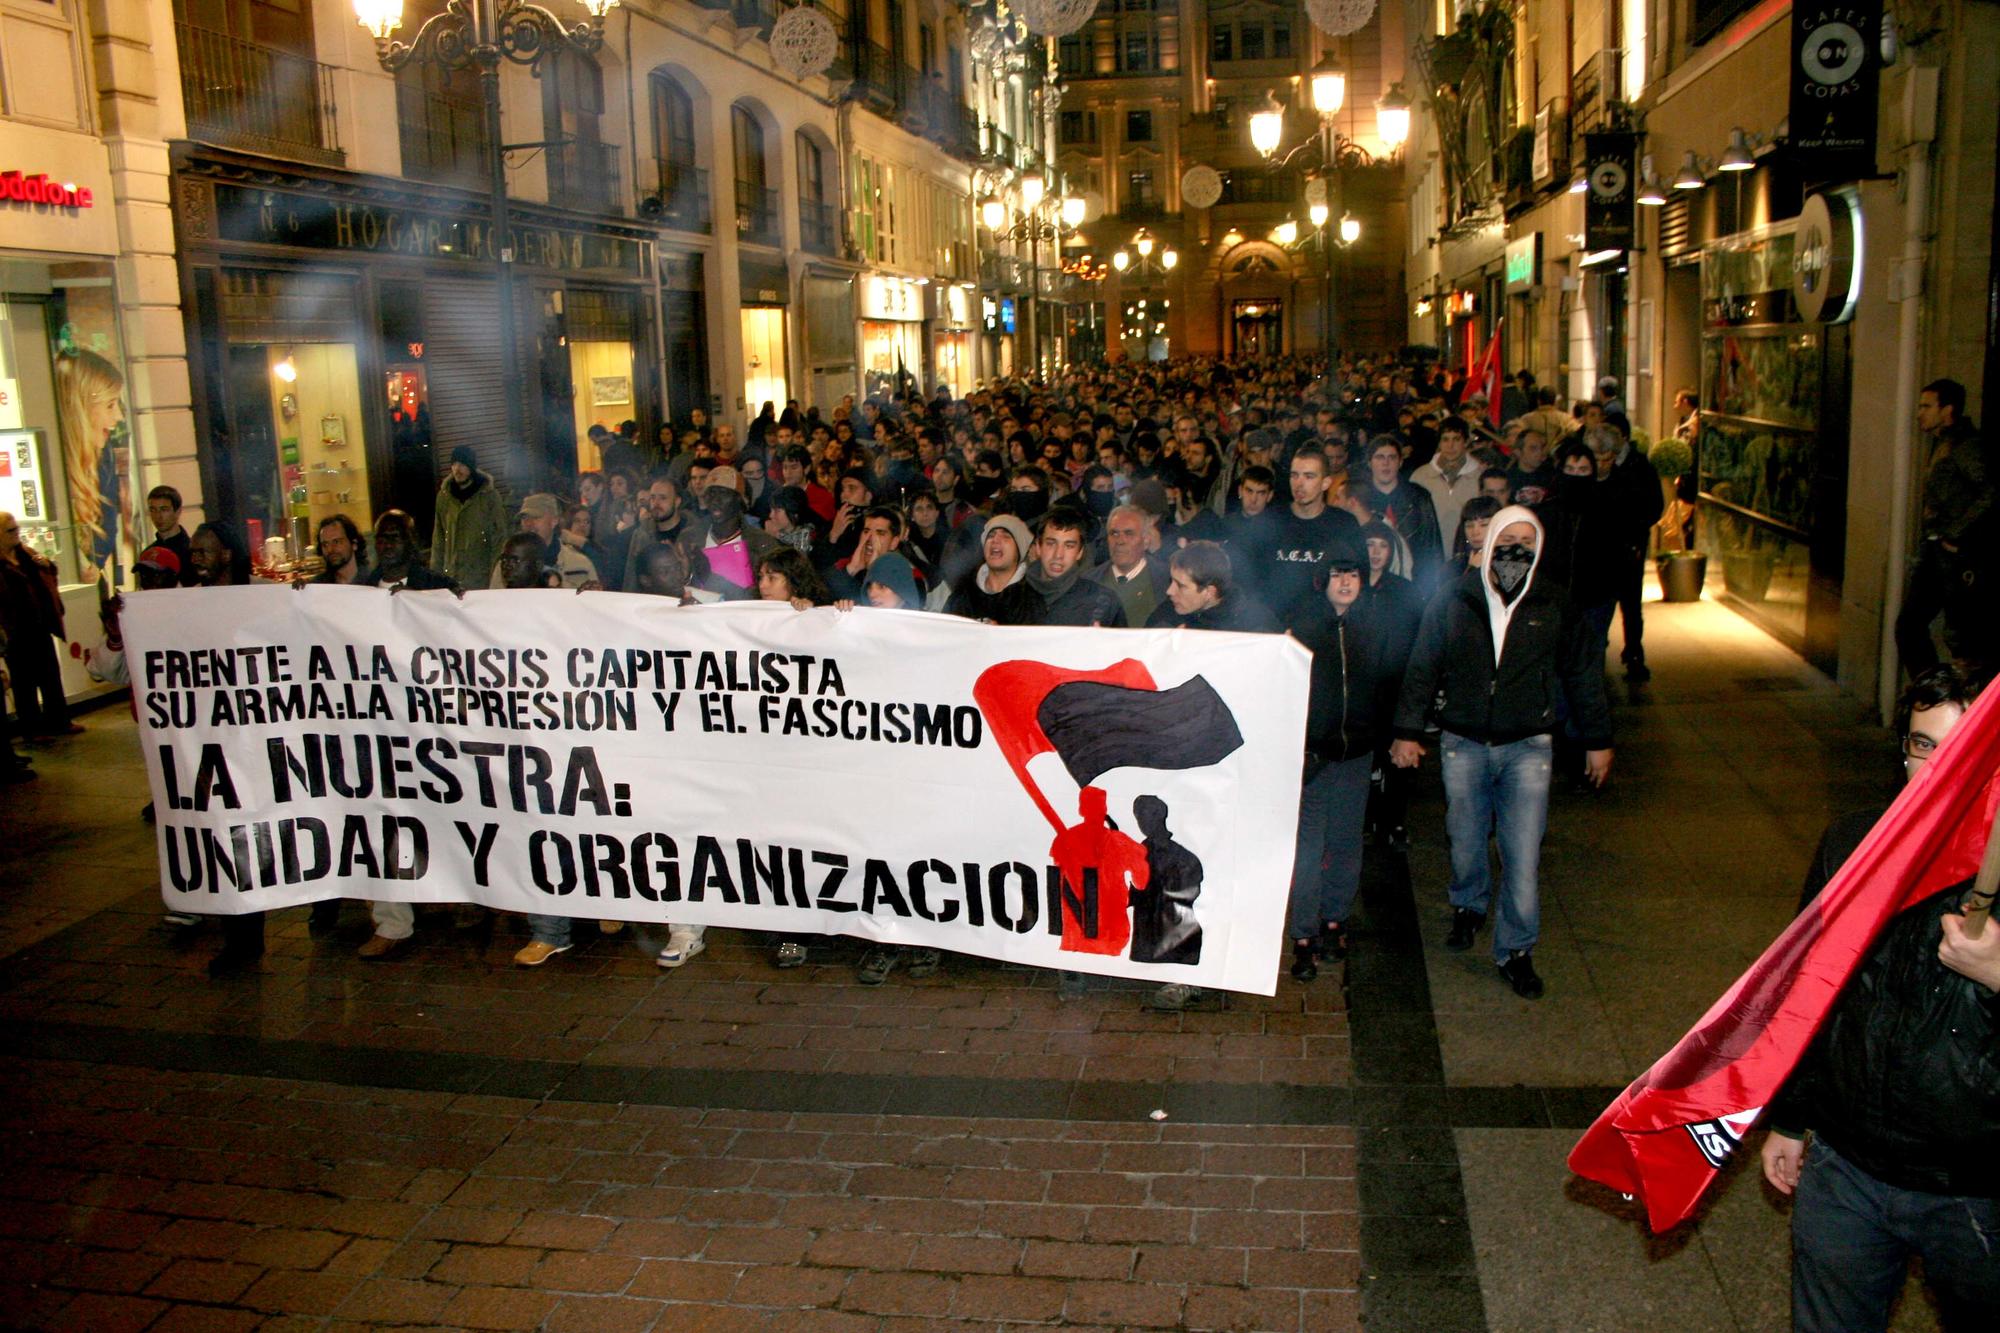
[351,0,618,464]
[980,171,1085,377]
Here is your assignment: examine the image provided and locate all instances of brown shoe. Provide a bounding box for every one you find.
[357,933,408,960]
[513,940,572,967]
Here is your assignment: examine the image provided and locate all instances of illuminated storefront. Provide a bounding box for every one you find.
[860,273,926,399]
[929,283,977,398]
[1,121,134,701]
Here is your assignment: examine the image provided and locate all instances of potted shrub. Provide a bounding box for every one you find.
[1648,436,1705,602]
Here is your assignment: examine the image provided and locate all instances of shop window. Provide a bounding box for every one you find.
[741,308,789,417]
[0,261,134,585]
[213,268,373,565]
[1125,109,1153,144]
[565,290,639,470]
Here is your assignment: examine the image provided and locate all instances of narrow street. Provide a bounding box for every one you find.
[0,591,1944,1332]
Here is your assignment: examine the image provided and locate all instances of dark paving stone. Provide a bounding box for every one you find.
[1357,1274,1487,1333]
[1358,1164,1469,1219]
[1445,1084,1550,1129]
[1356,1124,1460,1167]
[1541,1085,1627,1130]
[1361,1214,1478,1275]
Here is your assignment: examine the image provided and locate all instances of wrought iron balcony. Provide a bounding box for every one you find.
[1216,169,1298,206]
[800,199,838,255]
[646,160,712,234]
[397,83,487,189]
[1118,200,1167,221]
[176,22,342,166]
[548,139,623,215]
[849,41,908,113]
[737,182,782,246]
[981,121,1018,169]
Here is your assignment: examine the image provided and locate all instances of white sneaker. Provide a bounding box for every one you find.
[656,929,706,968]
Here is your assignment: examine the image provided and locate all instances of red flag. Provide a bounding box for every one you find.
[1568,684,2000,1232]
[1474,318,1505,426]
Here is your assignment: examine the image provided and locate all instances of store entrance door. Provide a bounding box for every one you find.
[1232,300,1283,358]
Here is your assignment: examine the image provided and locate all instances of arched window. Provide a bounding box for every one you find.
[543,48,614,212]
[648,73,708,232]
[797,131,834,255]
[733,105,777,245]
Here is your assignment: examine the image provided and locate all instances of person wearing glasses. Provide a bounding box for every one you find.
[1759,663,2000,1332]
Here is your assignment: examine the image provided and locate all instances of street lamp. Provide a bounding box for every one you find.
[1310,53,1347,117]
[353,0,618,470]
[1271,219,1298,246]
[1309,201,1330,229]
[983,174,1082,376]
[1249,92,1287,159]
[1339,212,1361,246]
[1376,83,1411,153]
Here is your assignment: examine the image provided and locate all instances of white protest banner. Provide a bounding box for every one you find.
[126,586,1310,995]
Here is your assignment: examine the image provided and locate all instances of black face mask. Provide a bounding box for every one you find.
[1085,489,1117,518]
[1557,471,1596,502]
[1490,544,1534,601]
[1005,490,1050,523]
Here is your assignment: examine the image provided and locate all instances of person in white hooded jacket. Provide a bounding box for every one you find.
[1388,505,1614,999]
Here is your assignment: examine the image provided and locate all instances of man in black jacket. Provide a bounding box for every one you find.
[1143,541,1277,632]
[1025,509,1126,627]
[1285,530,1417,981]
[1390,505,1613,998]
[1595,419,1666,682]
[1760,664,2000,1332]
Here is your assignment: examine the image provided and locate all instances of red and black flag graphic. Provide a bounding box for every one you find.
[1568,684,2000,1232]
[973,658,1245,832]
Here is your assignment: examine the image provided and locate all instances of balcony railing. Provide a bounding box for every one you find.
[648,160,712,234]
[1119,200,1167,221]
[737,182,781,245]
[850,41,911,112]
[176,22,343,165]
[799,199,838,255]
[548,138,622,214]
[397,83,487,189]
[728,0,778,33]
[981,121,1018,169]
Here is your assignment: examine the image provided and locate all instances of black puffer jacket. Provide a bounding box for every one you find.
[1393,566,1612,750]
[1289,586,1418,768]
[1769,812,2000,1197]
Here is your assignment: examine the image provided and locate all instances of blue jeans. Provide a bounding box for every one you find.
[1287,754,1373,941]
[1792,1137,2000,1332]
[1439,731,1552,962]
[527,914,572,947]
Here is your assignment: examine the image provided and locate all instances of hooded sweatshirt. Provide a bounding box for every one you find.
[1392,504,1612,751]
[1478,504,1544,665]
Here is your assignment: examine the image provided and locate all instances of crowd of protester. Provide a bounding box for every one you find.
[4,354,1988,1010]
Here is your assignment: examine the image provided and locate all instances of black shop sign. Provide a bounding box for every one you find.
[1583,133,1637,254]
[212,184,646,280]
[1789,1,1880,179]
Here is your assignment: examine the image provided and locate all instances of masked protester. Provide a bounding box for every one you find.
[1389,506,1613,1000]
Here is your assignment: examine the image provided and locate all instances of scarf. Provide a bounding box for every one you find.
[1026,563,1081,602]
[448,471,485,502]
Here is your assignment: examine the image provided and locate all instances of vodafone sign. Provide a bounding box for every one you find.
[2,170,94,209]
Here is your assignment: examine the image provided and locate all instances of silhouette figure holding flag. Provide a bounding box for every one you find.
[1050,786,1149,956]
[1130,796,1204,964]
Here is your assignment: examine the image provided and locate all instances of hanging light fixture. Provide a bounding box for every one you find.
[1161,248,1179,270]
[1376,82,1411,150]
[1718,128,1756,171]
[1134,228,1155,258]
[1249,92,1287,158]
[1112,250,1131,272]
[1339,213,1361,245]
[1309,201,1331,229]
[1310,52,1347,117]
[273,352,299,383]
[1672,151,1707,190]
[1636,156,1667,206]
